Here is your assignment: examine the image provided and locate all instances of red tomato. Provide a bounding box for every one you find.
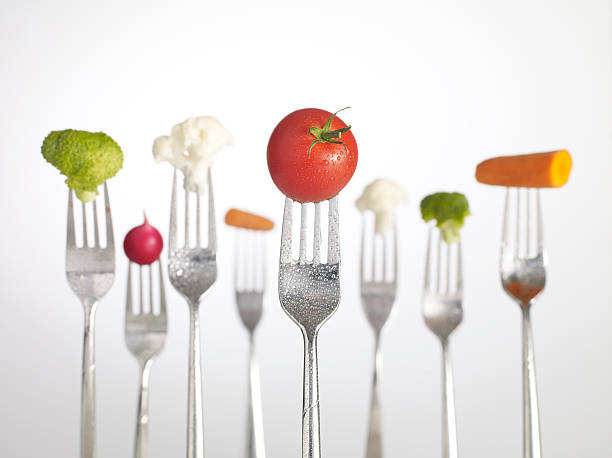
[267,108,358,203]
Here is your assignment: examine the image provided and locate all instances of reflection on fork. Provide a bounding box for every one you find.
[360,215,398,458]
[125,261,168,458]
[167,168,218,458]
[278,197,341,458]
[65,183,115,458]
[500,187,546,458]
[422,226,463,458]
[234,229,268,458]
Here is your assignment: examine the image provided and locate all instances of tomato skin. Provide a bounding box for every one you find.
[267,108,358,203]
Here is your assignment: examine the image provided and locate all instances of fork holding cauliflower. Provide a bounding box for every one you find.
[153,116,233,193]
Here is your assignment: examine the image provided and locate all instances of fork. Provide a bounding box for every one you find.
[278,196,341,458]
[500,187,546,458]
[360,216,398,458]
[422,227,463,458]
[65,183,115,458]
[234,229,267,458]
[167,168,217,458]
[125,260,168,458]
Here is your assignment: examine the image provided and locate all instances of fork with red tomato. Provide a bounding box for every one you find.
[268,108,357,458]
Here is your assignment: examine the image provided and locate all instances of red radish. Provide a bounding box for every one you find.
[123,215,163,265]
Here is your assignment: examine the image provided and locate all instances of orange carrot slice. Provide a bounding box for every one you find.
[224,209,274,231]
[475,150,572,188]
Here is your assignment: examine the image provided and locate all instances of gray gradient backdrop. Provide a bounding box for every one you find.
[1,0,611,457]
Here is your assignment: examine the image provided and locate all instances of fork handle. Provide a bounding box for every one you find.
[441,340,458,458]
[302,333,321,458]
[81,303,98,458]
[187,306,205,458]
[247,335,266,458]
[522,307,542,458]
[365,335,383,458]
[134,360,153,458]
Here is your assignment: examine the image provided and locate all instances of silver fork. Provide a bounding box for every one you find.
[278,196,341,458]
[234,229,268,458]
[167,168,217,458]
[500,188,546,458]
[125,261,168,458]
[65,183,115,458]
[422,227,463,458]
[360,216,398,458]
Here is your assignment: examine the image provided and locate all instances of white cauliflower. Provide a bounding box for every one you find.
[356,178,408,233]
[153,116,234,193]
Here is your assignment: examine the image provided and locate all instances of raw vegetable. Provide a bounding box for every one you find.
[153,116,233,193]
[475,149,572,188]
[41,129,123,202]
[356,179,408,233]
[123,215,164,265]
[225,209,274,231]
[267,108,358,202]
[420,192,470,243]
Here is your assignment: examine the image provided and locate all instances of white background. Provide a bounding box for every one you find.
[1,0,611,457]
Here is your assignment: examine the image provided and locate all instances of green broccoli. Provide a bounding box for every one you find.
[42,129,123,202]
[420,192,470,243]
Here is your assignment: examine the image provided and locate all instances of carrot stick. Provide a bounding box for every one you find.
[475,150,572,188]
[224,209,274,231]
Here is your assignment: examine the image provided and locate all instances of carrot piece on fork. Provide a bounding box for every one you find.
[225,209,274,231]
[475,149,572,188]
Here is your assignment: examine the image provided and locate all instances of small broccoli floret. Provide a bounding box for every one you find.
[42,129,123,202]
[420,192,470,243]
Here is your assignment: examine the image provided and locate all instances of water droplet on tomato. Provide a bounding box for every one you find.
[337,155,341,161]
[321,159,329,166]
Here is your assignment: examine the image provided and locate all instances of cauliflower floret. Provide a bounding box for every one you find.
[356,178,408,233]
[153,116,233,193]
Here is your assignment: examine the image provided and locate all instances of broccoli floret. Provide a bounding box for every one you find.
[42,129,123,202]
[420,192,470,243]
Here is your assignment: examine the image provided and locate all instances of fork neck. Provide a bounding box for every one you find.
[82,299,98,318]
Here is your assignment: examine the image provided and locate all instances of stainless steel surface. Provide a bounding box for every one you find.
[500,187,545,458]
[167,168,218,458]
[234,230,267,458]
[65,183,115,458]
[422,227,463,458]
[278,197,341,458]
[125,261,168,458]
[359,216,398,458]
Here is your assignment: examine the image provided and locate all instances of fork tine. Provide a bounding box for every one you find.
[208,168,217,251]
[158,260,167,317]
[382,231,388,282]
[92,200,100,247]
[392,218,398,283]
[436,231,442,293]
[535,189,543,251]
[82,201,88,247]
[149,264,154,314]
[502,187,510,247]
[169,169,178,252]
[196,191,201,247]
[126,261,134,316]
[139,265,145,314]
[185,189,190,247]
[260,232,267,290]
[360,215,366,281]
[234,231,241,291]
[280,197,293,264]
[299,203,308,264]
[328,196,340,264]
[67,189,76,248]
[443,241,450,295]
[516,188,521,256]
[313,202,322,265]
[526,188,531,256]
[456,241,463,293]
[371,231,377,282]
[104,182,114,248]
[423,226,433,291]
